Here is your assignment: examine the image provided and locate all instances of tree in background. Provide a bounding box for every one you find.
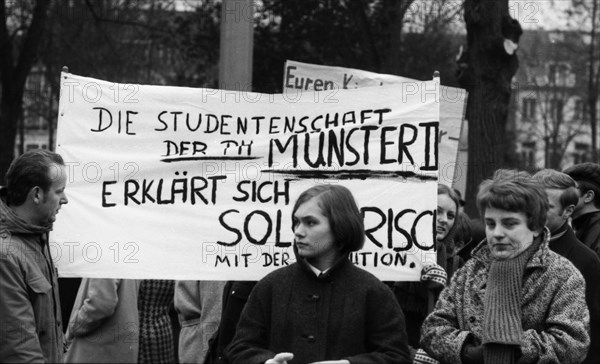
[513,30,588,170]
[567,0,600,162]
[252,0,463,92]
[537,33,587,168]
[0,0,50,184]
[3,0,465,182]
[28,0,219,164]
[40,0,219,87]
[458,0,523,217]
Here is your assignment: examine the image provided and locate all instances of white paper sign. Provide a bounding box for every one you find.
[283,60,466,186]
[52,73,439,280]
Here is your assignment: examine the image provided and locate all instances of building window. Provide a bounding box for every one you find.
[550,98,564,123]
[573,143,590,164]
[549,64,557,84]
[521,141,536,166]
[24,115,45,130]
[574,99,583,120]
[575,99,589,121]
[522,98,536,119]
[548,62,569,86]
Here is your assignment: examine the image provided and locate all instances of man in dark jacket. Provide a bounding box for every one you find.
[534,169,600,364]
[564,163,600,257]
[0,150,69,362]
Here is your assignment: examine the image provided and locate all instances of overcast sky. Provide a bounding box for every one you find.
[510,0,574,30]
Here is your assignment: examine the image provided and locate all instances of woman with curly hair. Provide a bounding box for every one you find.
[420,170,590,363]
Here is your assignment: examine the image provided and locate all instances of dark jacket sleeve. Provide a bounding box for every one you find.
[583,258,600,364]
[0,258,46,362]
[345,283,412,364]
[224,280,276,364]
[584,224,600,258]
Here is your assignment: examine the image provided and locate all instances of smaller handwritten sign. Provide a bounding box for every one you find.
[283,60,466,186]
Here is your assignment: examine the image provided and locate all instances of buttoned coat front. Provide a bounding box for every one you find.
[225,255,411,364]
[420,237,590,364]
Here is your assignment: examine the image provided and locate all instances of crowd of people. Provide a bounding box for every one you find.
[2,149,600,364]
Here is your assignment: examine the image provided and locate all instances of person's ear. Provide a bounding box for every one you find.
[583,190,595,204]
[533,225,543,238]
[563,204,575,220]
[29,186,42,205]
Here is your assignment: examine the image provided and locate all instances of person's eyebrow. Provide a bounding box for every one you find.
[295,214,317,220]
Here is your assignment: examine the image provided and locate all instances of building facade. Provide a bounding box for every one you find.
[510,29,599,170]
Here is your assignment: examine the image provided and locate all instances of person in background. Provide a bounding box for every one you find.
[138,279,176,363]
[451,189,487,262]
[432,184,464,281]
[563,162,600,257]
[59,277,82,333]
[175,280,226,363]
[453,188,466,214]
[533,168,600,364]
[203,281,257,364]
[420,169,590,363]
[454,212,473,252]
[455,214,487,262]
[393,184,463,357]
[226,184,411,364]
[0,150,68,362]
[64,279,140,363]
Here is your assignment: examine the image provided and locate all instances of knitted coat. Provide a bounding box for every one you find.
[549,223,600,364]
[420,235,590,364]
[225,253,411,364]
[0,191,64,363]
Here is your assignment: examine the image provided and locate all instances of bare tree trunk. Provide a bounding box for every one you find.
[347,0,381,72]
[47,85,55,151]
[381,0,414,75]
[0,0,51,184]
[589,0,599,162]
[551,136,561,169]
[459,0,522,217]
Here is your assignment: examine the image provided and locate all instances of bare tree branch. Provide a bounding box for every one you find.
[84,0,170,36]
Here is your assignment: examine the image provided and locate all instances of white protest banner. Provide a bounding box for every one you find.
[283,60,466,186]
[52,73,439,281]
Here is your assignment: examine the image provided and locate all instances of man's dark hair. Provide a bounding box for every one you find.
[5,150,65,206]
[564,163,600,208]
